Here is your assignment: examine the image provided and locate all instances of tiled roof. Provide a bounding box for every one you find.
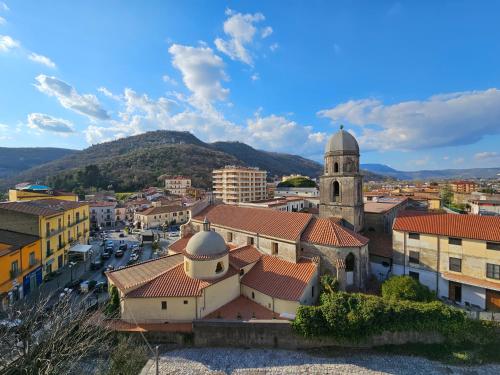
[229,245,262,269]
[393,212,500,242]
[138,205,185,216]
[193,205,312,242]
[106,254,184,292]
[89,201,116,207]
[364,199,407,214]
[126,263,239,298]
[0,199,88,217]
[168,235,192,254]
[0,229,39,256]
[301,217,369,247]
[442,272,500,292]
[204,296,279,320]
[241,255,318,301]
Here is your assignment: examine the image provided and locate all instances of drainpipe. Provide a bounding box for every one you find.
[403,232,407,275]
[436,235,440,296]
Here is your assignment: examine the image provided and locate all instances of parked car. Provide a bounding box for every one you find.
[90,260,103,270]
[105,240,114,247]
[115,249,124,257]
[118,243,128,251]
[105,245,114,254]
[64,278,83,291]
[101,251,111,260]
[119,233,125,238]
[94,281,108,293]
[102,264,114,275]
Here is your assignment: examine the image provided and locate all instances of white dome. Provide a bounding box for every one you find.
[325,129,359,154]
[186,230,227,258]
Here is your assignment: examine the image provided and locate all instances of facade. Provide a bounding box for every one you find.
[392,212,500,311]
[212,166,267,204]
[89,201,117,229]
[9,184,77,202]
[0,200,90,276]
[115,205,126,223]
[238,197,306,212]
[364,197,409,234]
[134,204,190,229]
[450,181,478,194]
[470,200,500,216]
[319,128,364,232]
[0,230,42,309]
[274,186,319,198]
[164,176,192,196]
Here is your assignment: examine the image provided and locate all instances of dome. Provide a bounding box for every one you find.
[325,129,359,154]
[186,228,227,258]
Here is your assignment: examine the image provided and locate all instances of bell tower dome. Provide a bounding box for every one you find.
[319,125,364,232]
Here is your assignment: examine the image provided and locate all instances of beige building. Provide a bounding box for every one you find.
[392,212,500,311]
[9,184,77,202]
[134,204,190,229]
[164,176,192,196]
[212,166,267,204]
[450,181,478,194]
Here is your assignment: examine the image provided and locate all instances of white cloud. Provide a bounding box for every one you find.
[318,88,500,151]
[251,73,260,81]
[162,74,177,86]
[98,86,121,101]
[0,34,19,51]
[474,151,499,161]
[214,10,269,65]
[169,44,229,110]
[270,42,279,52]
[0,123,11,140]
[0,2,8,11]
[35,75,110,120]
[0,16,5,25]
[27,113,75,133]
[261,26,273,38]
[28,52,56,68]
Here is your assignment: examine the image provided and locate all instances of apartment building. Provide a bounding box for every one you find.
[392,212,500,311]
[9,183,78,202]
[89,201,117,229]
[134,204,190,229]
[212,166,267,204]
[450,181,478,193]
[164,176,192,196]
[0,200,90,276]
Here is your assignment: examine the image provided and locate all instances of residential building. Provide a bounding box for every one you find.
[142,187,164,201]
[212,166,267,204]
[0,200,90,276]
[164,176,192,196]
[239,197,306,212]
[266,182,277,199]
[392,212,500,311]
[0,230,41,309]
[450,181,478,194]
[89,201,117,229]
[364,197,409,234]
[470,200,500,216]
[9,183,77,202]
[274,186,319,198]
[115,204,126,223]
[134,204,190,229]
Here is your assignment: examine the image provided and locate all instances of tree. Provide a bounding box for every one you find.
[381,275,435,302]
[320,274,339,296]
[441,184,454,206]
[105,286,120,318]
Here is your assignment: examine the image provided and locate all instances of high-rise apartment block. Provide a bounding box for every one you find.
[212,166,267,204]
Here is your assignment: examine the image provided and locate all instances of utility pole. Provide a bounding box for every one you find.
[155,345,159,375]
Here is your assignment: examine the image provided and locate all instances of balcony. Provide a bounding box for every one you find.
[46,248,53,257]
[10,269,20,280]
[46,226,66,238]
[58,242,66,250]
[74,216,89,225]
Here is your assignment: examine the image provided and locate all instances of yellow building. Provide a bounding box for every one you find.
[212,166,267,204]
[9,184,78,202]
[0,199,90,276]
[392,213,500,311]
[0,230,42,309]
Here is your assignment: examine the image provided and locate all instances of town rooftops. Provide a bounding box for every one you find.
[0,199,88,217]
[89,201,116,207]
[194,205,312,242]
[393,212,500,242]
[364,198,407,214]
[0,229,39,256]
[241,255,318,301]
[137,205,185,216]
[301,217,369,247]
[471,199,500,205]
[229,245,262,269]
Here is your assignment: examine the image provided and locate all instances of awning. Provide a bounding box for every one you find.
[442,272,500,292]
[69,244,93,254]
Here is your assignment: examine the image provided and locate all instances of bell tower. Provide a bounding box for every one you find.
[319,125,364,232]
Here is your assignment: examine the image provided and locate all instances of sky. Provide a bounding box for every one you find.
[1,0,500,171]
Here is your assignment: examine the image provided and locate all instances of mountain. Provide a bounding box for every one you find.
[0,147,76,179]
[361,163,500,180]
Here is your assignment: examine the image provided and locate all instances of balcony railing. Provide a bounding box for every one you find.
[46,249,53,257]
[10,269,20,279]
[46,226,66,237]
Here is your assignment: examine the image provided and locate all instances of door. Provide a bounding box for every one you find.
[449,281,462,303]
[486,290,500,311]
[58,255,63,269]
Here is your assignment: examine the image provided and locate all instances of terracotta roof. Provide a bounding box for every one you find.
[89,201,116,207]
[0,229,39,256]
[193,205,312,242]
[364,232,393,258]
[301,217,369,247]
[168,235,193,254]
[442,272,500,292]
[106,254,184,292]
[241,255,318,301]
[126,263,239,298]
[138,205,185,216]
[204,296,279,320]
[364,200,407,214]
[393,212,500,242]
[0,199,88,217]
[229,245,262,269]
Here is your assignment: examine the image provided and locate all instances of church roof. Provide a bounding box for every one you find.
[325,129,359,154]
[301,217,369,247]
[229,245,262,269]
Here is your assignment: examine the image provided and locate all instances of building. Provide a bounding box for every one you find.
[9,184,78,202]
[274,186,319,198]
[164,176,192,196]
[212,166,267,204]
[364,197,409,234]
[115,204,127,223]
[107,219,320,322]
[0,200,90,276]
[0,230,41,309]
[392,212,500,311]
[239,197,306,212]
[89,201,117,229]
[319,127,364,232]
[281,174,310,182]
[134,204,190,229]
[266,182,277,199]
[450,181,478,194]
[142,187,164,201]
[470,200,500,216]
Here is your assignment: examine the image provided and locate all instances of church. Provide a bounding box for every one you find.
[106,127,370,323]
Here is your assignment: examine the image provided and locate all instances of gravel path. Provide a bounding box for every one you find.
[142,348,500,375]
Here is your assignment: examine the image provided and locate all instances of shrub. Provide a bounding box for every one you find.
[105,285,120,317]
[108,336,149,375]
[381,275,435,302]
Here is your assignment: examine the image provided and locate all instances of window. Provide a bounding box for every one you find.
[247,236,254,245]
[271,242,278,255]
[215,261,224,273]
[486,242,500,251]
[486,263,500,280]
[449,257,462,272]
[332,181,340,202]
[334,162,339,173]
[409,251,420,264]
[312,286,315,298]
[409,271,419,281]
[46,222,50,236]
[11,260,19,276]
[161,301,167,310]
[227,232,233,242]
[409,232,420,240]
[29,251,36,266]
[58,218,62,230]
[46,240,51,255]
[239,269,244,276]
[449,237,462,246]
[251,292,255,299]
[76,212,80,222]
[183,300,188,305]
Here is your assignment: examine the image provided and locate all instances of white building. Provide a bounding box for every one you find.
[164,176,192,196]
[470,200,500,216]
[90,201,117,229]
[274,186,319,198]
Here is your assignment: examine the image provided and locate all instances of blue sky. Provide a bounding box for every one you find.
[1,1,500,171]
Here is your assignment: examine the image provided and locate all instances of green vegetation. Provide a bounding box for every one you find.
[381,275,435,302]
[105,286,120,317]
[440,184,454,206]
[115,192,135,202]
[107,336,149,375]
[320,274,339,295]
[277,176,317,188]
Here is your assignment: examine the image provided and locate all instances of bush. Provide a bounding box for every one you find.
[108,336,149,375]
[105,285,120,317]
[381,276,435,302]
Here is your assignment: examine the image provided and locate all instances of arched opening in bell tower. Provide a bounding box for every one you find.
[334,162,339,173]
[332,181,340,202]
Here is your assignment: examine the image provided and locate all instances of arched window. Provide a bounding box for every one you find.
[215,261,224,273]
[334,162,339,173]
[332,181,341,202]
[345,253,355,272]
